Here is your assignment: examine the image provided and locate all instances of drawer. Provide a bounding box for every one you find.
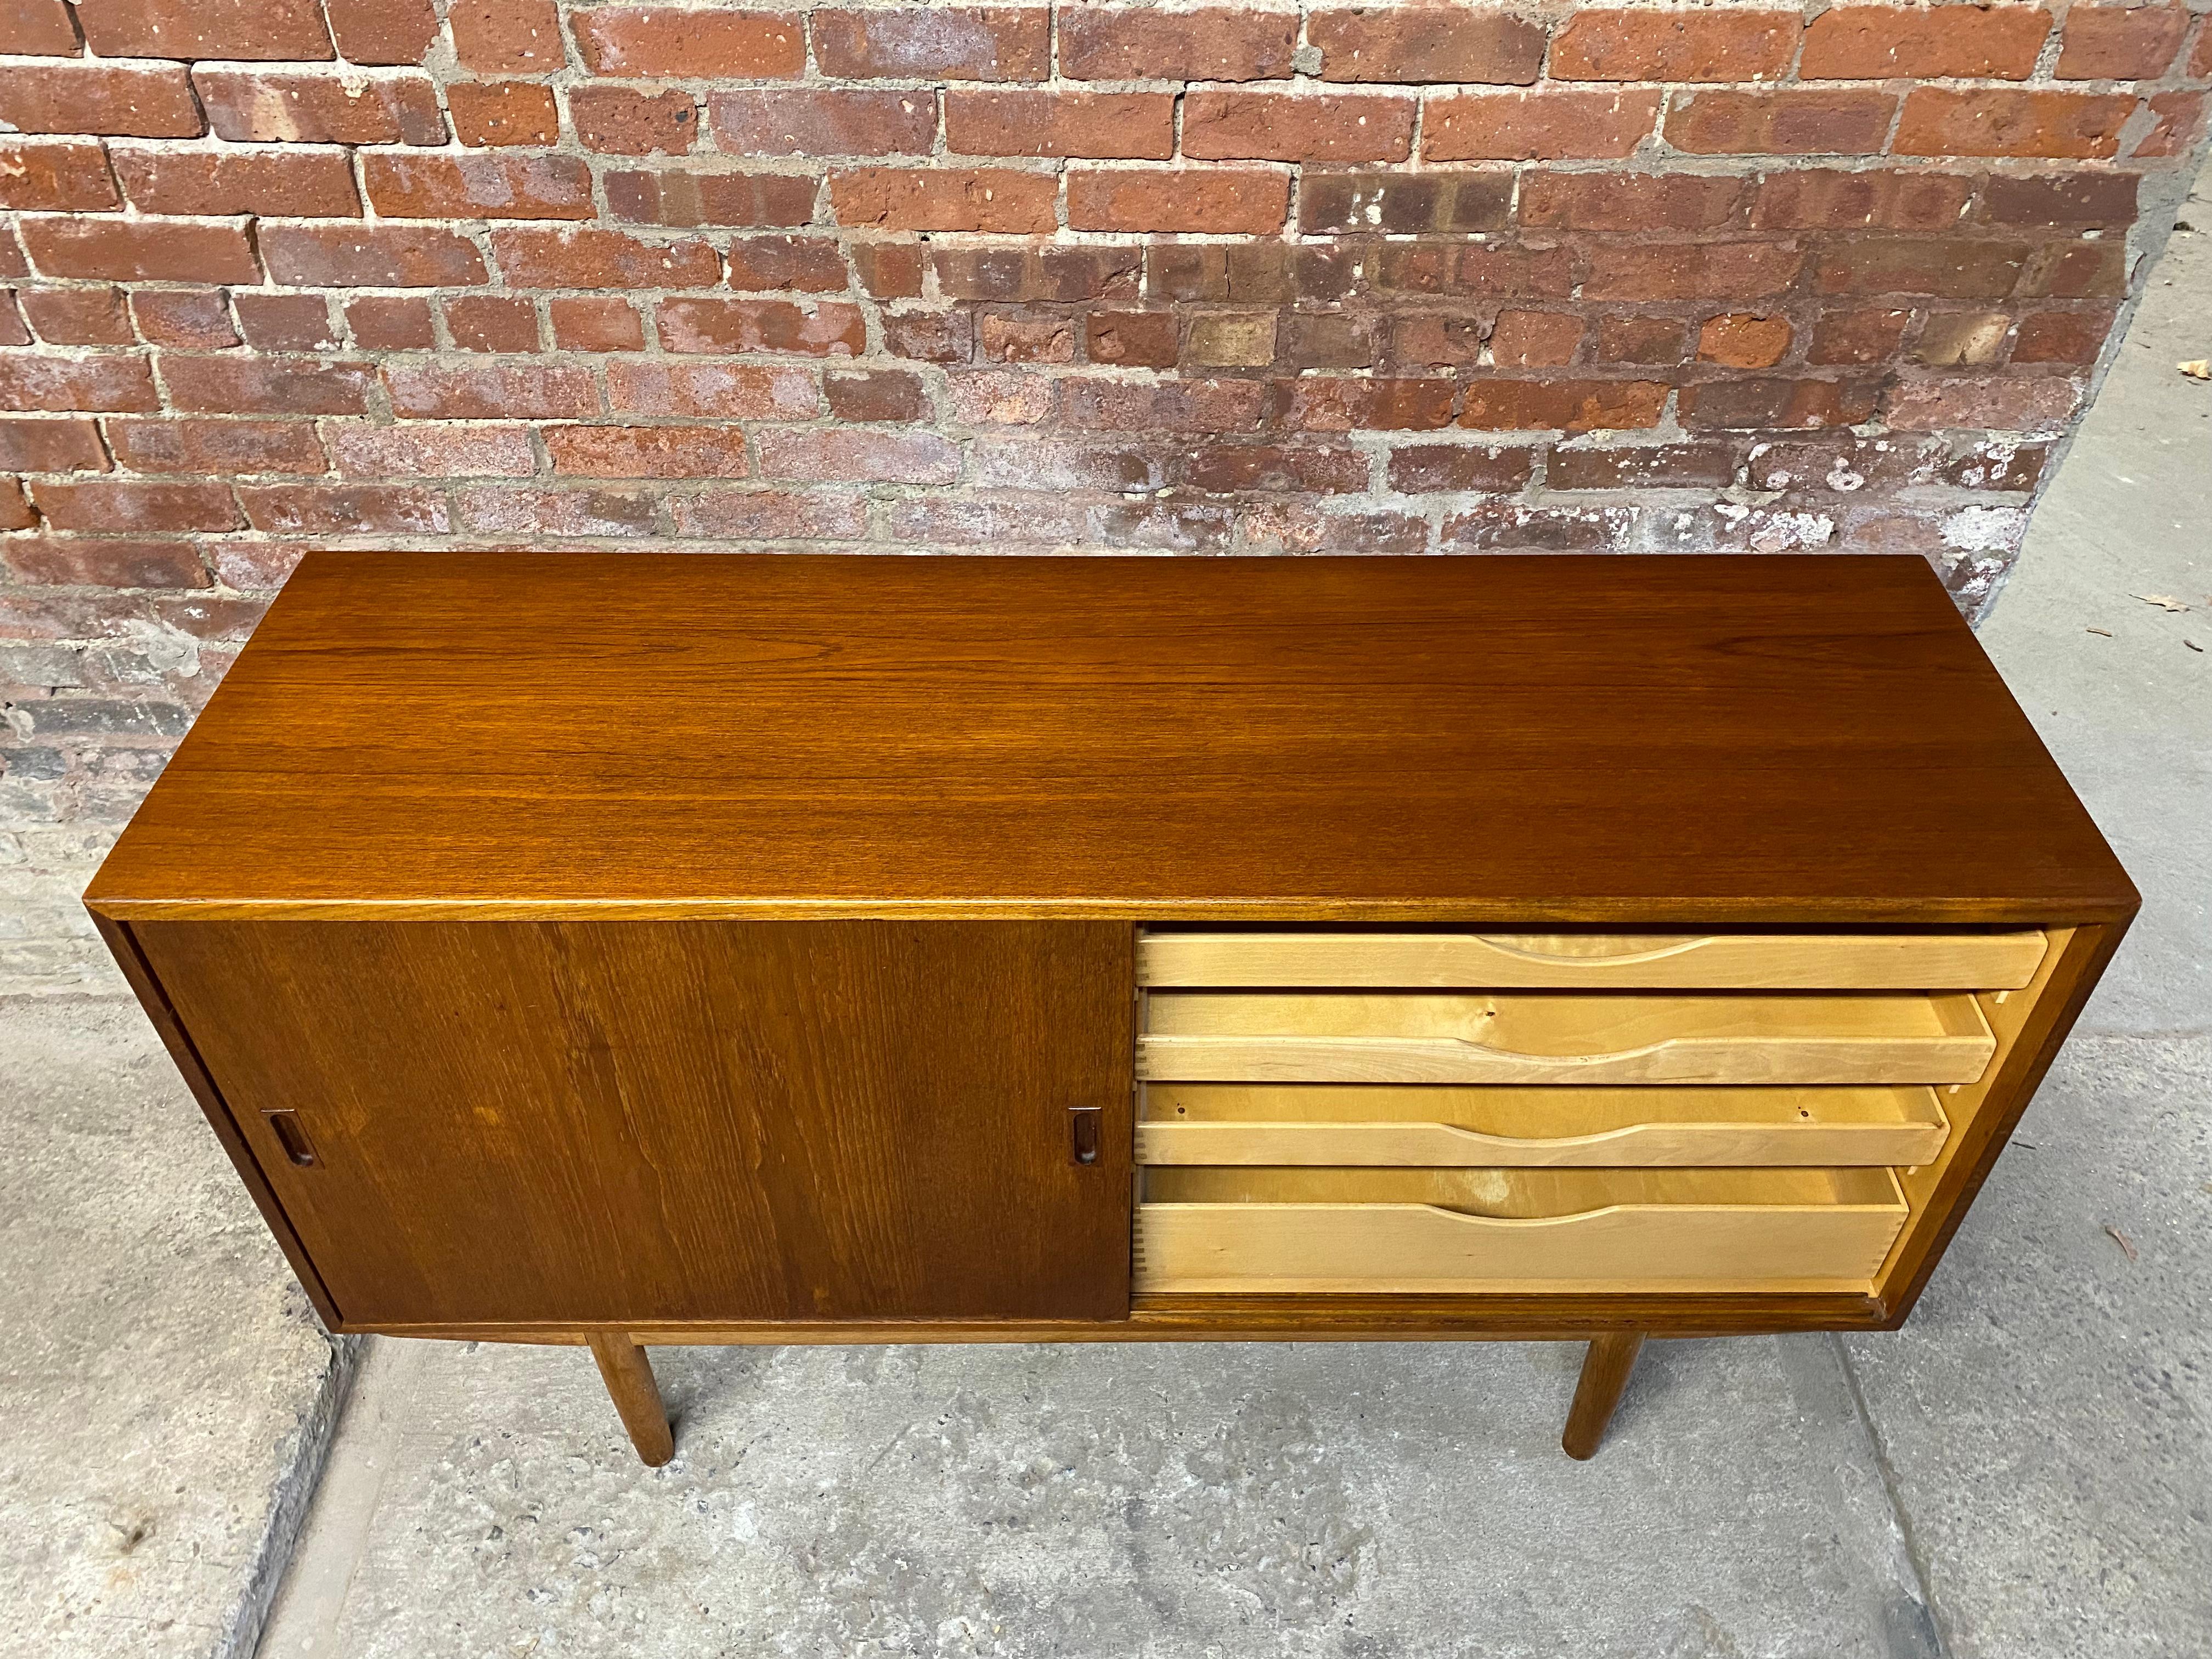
[1137,1082,1948,1167]
[1134,1166,1910,1293]
[1139,991,1995,1086]
[1137,930,2046,990]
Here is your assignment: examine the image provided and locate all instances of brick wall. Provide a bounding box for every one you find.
[3,0,2209,985]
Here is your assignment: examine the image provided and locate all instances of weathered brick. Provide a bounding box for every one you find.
[0,0,77,53]
[0,143,120,212]
[263,224,486,287]
[195,69,445,144]
[1491,311,1585,367]
[726,235,848,292]
[711,89,936,156]
[1894,90,2135,159]
[162,356,374,415]
[0,64,201,138]
[979,309,1075,363]
[345,295,435,348]
[1547,443,1737,489]
[1460,379,1667,433]
[234,292,338,351]
[943,368,1054,423]
[1911,312,2012,367]
[946,91,1173,159]
[1085,310,1178,369]
[1373,241,1575,297]
[0,476,38,529]
[327,424,534,477]
[448,82,561,146]
[831,168,1055,233]
[541,424,743,478]
[449,0,566,72]
[657,296,865,356]
[669,489,866,539]
[383,362,598,418]
[812,7,1048,80]
[572,5,802,75]
[1752,169,1976,232]
[3,538,209,588]
[1679,377,1881,430]
[325,0,439,64]
[1385,443,1536,492]
[882,308,972,362]
[546,295,644,350]
[129,290,235,349]
[1059,6,1290,79]
[1184,92,1415,163]
[1299,171,1510,234]
[1981,172,2137,228]
[1063,376,1272,432]
[1664,89,1896,155]
[1424,89,1660,161]
[1918,436,2050,489]
[461,484,659,538]
[1185,444,1369,494]
[0,416,106,472]
[1387,312,1488,370]
[21,217,258,283]
[756,426,960,483]
[20,286,131,346]
[1815,237,2028,298]
[825,368,927,422]
[30,478,239,532]
[489,225,722,287]
[1307,8,1544,84]
[75,0,331,59]
[2059,5,2188,78]
[1884,374,2081,431]
[107,418,324,476]
[1442,501,1635,551]
[1522,172,1745,232]
[1699,313,1792,368]
[2132,92,2206,159]
[1594,315,1688,365]
[1283,313,1376,370]
[238,483,448,534]
[445,294,541,351]
[2011,308,2113,363]
[1184,311,1278,368]
[1801,4,2050,80]
[2016,239,2129,298]
[1809,307,1912,364]
[364,153,594,220]
[605,169,818,228]
[568,86,701,156]
[112,146,359,217]
[1066,167,1287,234]
[1583,241,1804,302]
[605,359,819,416]
[1551,10,1799,81]
[1287,377,1457,431]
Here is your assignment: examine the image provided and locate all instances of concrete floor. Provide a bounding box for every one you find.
[242,174,2212,1659]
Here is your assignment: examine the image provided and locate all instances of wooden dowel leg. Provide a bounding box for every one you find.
[588,1333,674,1466]
[1562,1331,1645,1461]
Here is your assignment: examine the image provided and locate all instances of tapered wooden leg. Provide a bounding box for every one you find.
[588,1333,674,1466]
[1562,1331,1645,1461]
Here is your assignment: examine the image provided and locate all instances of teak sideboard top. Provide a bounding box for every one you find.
[88,551,2133,926]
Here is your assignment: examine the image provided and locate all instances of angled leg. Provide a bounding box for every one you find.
[1562,1331,1645,1461]
[588,1333,674,1466]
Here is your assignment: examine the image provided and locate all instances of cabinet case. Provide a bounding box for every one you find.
[88,553,2135,1463]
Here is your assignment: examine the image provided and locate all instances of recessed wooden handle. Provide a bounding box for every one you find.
[262,1108,318,1167]
[1069,1107,1101,1166]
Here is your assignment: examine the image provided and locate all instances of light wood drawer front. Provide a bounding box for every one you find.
[1138,931,2046,990]
[1137,1083,1948,1167]
[1141,992,1995,1086]
[1135,1166,1909,1293]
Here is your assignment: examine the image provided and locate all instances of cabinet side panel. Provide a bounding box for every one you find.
[129,919,1135,1326]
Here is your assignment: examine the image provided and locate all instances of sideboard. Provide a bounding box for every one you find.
[86,552,2134,1465]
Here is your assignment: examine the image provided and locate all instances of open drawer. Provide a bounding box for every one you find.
[1139,991,1996,1086]
[1137,930,2047,990]
[1137,1082,1949,1167]
[1134,1166,1911,1294]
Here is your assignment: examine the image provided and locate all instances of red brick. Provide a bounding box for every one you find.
[1663,89,1897,155]
[75,0,330,60]
[605,359,819,416]
[2195,19,2212,77]
[1522,172,1745,232]
[1306,8,1544,84]
[1483,311,1581,368]
[364,153,592,220]
[1911,311,2012,367]
[0,64,202,138]
[460,483,660,538]
[2132,91,2207,158]
[1752,169,1976,232]
[1297,170,1510,233]
[946,91,1172,159]
[3,537,210,588]
[943,371,1055,427]
[710,88,936,156]
[1546,443,1737,489]
[1442,502,1635,552]
[669,489,865,540]
[1058,6,1292,80]
[1458,379,1664,432]
[5,476,43,528]
[31,478,239,532]
[2059,4,2188,77]
[1810,307,1912,364]
[1679,377,1881,430]
[1081,310,1175,369]
[385,362,598,418]
[0,416,105,472]
[447,82,561,146]
[831,168,1054,233]
[326,424,534,477]
[108,417,326,474]
[1802,4,2050,79]
[605,170,818,228]
[3,295,35,347]
[238,483,448,534]
[568,85,701,155]
[325,0,439,64]
[544,424,746,478]
[1885,374,2081,431]
[2016,239,2128,298]
[344,295,435,349]
[21,218,257,283]
[1385,443,1536,492]
[129,290,235,348]
[854,243,924,297]
[1283,314,1375,372]
[1594,316,1688,365]
[1583,241,1804,302]
[2011,308,2114,363]
[445,294,541,351]
[195,69,445,144]
[0,143,120,212]
[1066,167,1286,234]
[111,147,359,217]
[753,426,956,483]
[1551,10,1799,81]
[1815,236,2028,297]
[20,286,131,345]
[1285,377,1456,431]
[0,0,77,53]
[726,236,849,293]
[1699,313,1792,368]
[657,296,865,356]
[1063,376,1271,432]
[1183,92,1414,163]
[1980,172,2137,228]
[262,224,486,287]
[882,308,973,362]
[1423,89,1660,161]
[1895,90,2134,159]
[234,292,338,350]
[812,7,1047,80]
[1185,444,1369,494]
[1372,241,1575,297]
[572,5,802,74]
[981,309,1076,363]
[936,244,1140,301]
[162,356,375,415]
[489,226,721,287]
[824,367,927,422]
[449,0,565,71]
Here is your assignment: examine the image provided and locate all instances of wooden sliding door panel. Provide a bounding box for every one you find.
[130,919,1134,1327]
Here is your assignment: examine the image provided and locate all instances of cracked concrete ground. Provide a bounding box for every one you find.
[246,168,2211,1659]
